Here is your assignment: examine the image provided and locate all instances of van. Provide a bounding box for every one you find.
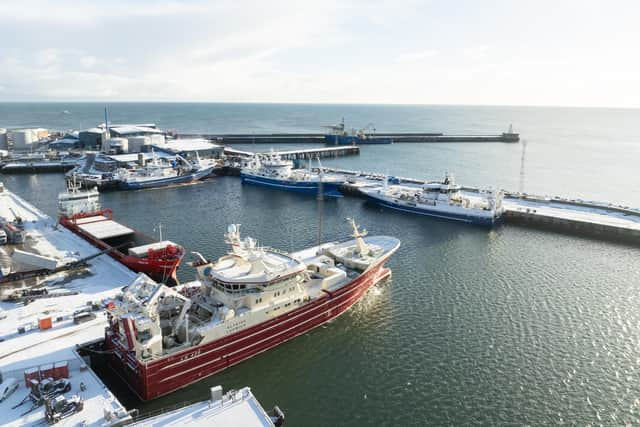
[0,378,18,402]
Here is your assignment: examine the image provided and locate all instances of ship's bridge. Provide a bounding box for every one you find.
[207,249,306,286]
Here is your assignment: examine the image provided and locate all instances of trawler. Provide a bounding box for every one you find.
[115,152,214,190]
[241,151,345,197]
[58,179,184,284]
[104,219,399,400]
[361,173,504,226]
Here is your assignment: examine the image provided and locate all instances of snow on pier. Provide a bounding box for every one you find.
[323,167,640,244]
[0,185,136,426]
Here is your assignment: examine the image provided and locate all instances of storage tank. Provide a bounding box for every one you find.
[103,137,128,154]
[128,136,151,153]
[149,134,166,145]
[10,130,34,151]
[0,129,7,150]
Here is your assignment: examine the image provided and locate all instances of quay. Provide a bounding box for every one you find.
[224,145,359,160]
[320,167,640,246]
[0,185,137,426]
[0,160,78,174]
[184,130,519,144]
[0,183,286,426]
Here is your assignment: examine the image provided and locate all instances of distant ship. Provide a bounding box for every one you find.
[241,151,344,197]
[115,152,215,190]
[58,179,184,284]
[361,173,505,226]
[104,219,400,400]
[323,118,392,145]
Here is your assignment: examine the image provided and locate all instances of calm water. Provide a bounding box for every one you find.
[2,103,640,425]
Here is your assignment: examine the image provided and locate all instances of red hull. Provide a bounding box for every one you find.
[60,210,183,285]
[105,255,393,400]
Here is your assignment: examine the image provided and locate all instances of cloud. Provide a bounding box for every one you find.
[80,56,98,68]
[396,50,438,63]
[0,0,639,107]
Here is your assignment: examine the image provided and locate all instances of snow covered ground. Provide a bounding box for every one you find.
[0,185,136,426]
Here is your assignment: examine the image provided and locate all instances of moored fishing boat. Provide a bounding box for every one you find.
[115,152,215,190]
[58,180,184,284]
[241,151,345,197]
[104,219,399,400]
[361,173,504,226]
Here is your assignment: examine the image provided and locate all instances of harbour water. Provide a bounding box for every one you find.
[3,103,640,425]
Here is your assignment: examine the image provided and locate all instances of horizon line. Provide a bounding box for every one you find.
[0,100,639,110]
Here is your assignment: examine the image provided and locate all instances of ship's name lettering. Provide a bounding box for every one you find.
[179,349,202,362]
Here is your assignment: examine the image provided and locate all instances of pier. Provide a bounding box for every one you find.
[0,187,136,426]
[184,131,520,144]
[223,145,360,160]
[318,167,640,246]
[0,160,78,174]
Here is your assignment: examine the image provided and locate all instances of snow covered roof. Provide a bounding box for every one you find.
[105,152,174,163]
[153,139,222,154]
[110,126,164,136]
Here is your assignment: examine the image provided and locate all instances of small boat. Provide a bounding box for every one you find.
[58,179,184,284]
[361,173,505,226]
[241,151,345,197]
[323,118,393,145]
[104,219,399,400]
[115,151,214,190]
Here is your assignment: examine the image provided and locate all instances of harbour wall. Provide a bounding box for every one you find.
[182,132,520,144]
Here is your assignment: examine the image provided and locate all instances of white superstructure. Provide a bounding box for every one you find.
[57,177,101,218]
[361,173,504,226]
[107,220,399,362]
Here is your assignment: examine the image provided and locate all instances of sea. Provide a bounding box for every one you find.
[2,102,640,425]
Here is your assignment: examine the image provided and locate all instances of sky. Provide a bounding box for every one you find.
[0,0,639,107]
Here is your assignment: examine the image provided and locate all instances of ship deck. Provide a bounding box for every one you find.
[0,187,137,426]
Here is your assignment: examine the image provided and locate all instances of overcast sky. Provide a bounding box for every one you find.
[1,0,638,107]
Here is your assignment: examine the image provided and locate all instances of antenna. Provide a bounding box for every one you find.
[519,139,528,193]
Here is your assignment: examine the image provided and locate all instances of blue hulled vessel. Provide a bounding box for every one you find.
[115,152,215,190]
[241,152,344,197]
[360,173,505,226]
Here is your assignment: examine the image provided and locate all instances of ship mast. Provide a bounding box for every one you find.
[316,156,324,250]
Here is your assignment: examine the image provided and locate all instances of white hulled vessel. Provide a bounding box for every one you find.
[361,173,504,226]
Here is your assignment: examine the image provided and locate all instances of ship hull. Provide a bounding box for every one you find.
[59,212,183,284]
[363,191,502,227]
[105,251,395,400]
[118,166,214,190]
[240,173,343,197]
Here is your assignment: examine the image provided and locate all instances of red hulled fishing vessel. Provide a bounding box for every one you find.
[58,181,184,285]
[104,219,399,400]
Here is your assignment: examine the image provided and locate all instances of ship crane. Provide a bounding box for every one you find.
[346,218,369,255]
[8,207,23,228]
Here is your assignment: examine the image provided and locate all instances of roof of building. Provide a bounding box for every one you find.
[80,128,104,134]
[153,138,222,154]
[105,151,174,163]
[110,126,164,136]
